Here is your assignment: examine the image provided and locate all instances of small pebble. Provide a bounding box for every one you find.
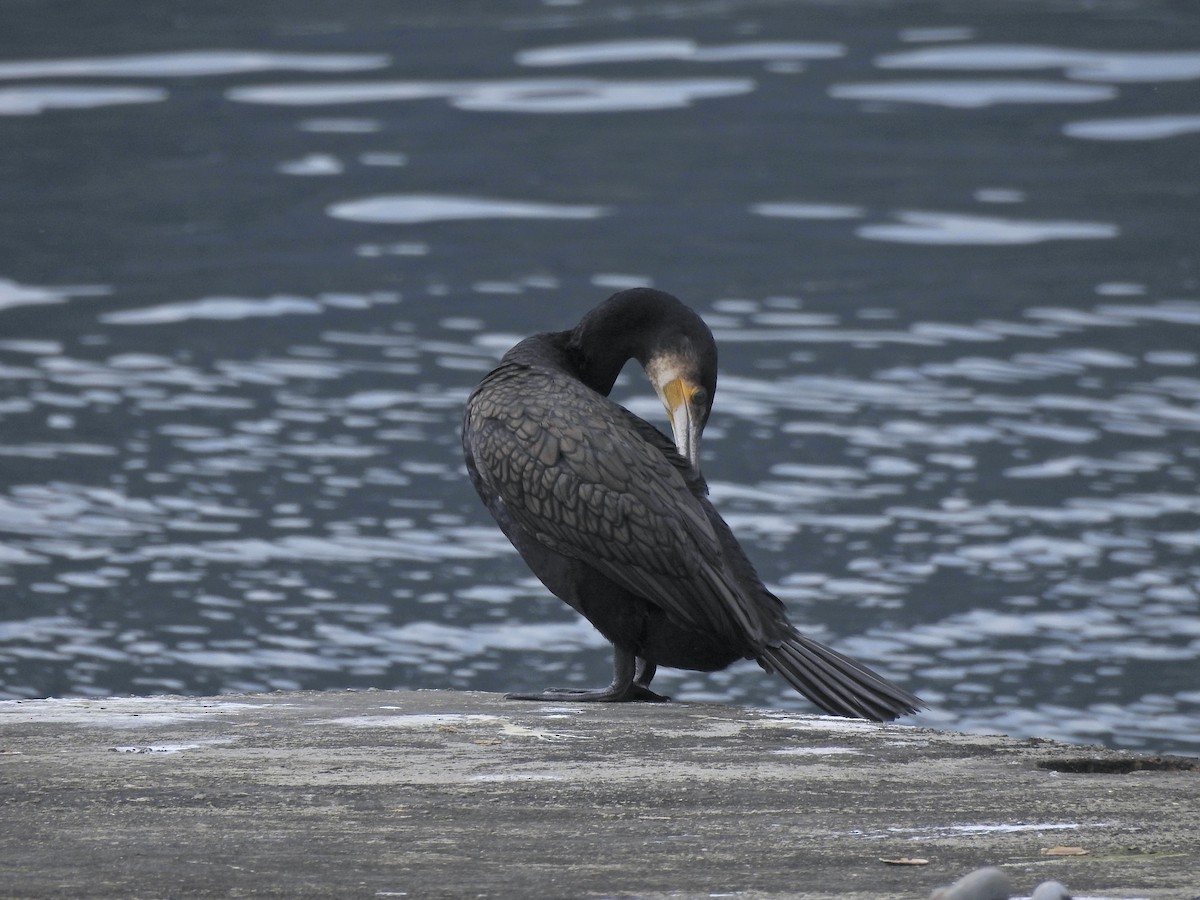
[930,866,1011,900]
[1031,881,1072,900]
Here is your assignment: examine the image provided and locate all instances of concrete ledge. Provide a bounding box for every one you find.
[2,689,1197,898]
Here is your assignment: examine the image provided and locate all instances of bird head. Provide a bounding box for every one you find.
[643,343,714,476]
[570,288,717,475]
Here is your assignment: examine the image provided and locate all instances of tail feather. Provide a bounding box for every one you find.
[759,632,923,722]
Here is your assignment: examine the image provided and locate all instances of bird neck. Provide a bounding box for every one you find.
[566,332,638,397]
[566,308,660,397]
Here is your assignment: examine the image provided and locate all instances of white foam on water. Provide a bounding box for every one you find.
[0,85,168,115]
[830,79,1116,108]
[857,211,1118,245]
[277,153,344,176]
[0,51,390,80]
[750,202,866,220]
[228,78,755,114]
[1064,113,1200,141]
[101,295,325,324]
[327,194,608,224]
[99,291,400,326]
[875,44,1200,83]
[516,39,845,66]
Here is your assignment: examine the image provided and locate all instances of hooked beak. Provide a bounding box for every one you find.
[660,376,703,475]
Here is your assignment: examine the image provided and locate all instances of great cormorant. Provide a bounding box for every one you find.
[463,288,921,721]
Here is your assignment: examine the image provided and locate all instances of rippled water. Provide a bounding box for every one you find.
[2,1,1198,755]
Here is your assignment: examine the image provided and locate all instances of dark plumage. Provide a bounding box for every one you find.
[463,288,922,721]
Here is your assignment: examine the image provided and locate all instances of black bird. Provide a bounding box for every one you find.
[463,288,922,721]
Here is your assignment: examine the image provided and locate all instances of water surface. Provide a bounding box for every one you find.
[2,0,1198,754]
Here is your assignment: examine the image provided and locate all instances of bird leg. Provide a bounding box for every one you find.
[635,658,661,690]
[505,645,670,703]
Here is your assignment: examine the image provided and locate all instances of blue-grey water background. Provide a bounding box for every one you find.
[2,0,1198,755]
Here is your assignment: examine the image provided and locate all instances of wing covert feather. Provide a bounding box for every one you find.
[465,362,758,640]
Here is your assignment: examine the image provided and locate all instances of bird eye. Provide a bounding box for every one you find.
[691,387,708,407]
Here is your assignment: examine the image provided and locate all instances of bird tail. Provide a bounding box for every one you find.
[758,632,923,722]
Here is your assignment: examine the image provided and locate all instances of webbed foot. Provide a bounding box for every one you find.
[505,684,669,703]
